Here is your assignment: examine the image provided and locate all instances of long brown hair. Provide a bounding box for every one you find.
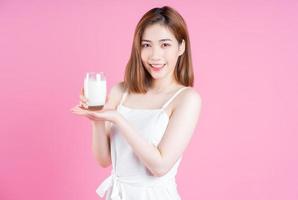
[124,6,194,93]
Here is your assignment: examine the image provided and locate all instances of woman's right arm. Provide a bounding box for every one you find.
[81,83,123,168]
[91,120,112,168]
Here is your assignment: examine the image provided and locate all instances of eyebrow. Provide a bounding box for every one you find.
[141,39,173,42]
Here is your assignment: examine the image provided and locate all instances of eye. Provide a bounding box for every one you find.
[161,43,171,47]
[141,43,150,48]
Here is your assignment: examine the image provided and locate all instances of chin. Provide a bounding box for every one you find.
[150,73,166,80]
[146,66,169,79]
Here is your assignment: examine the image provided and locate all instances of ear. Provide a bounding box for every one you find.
[178,39,185,56]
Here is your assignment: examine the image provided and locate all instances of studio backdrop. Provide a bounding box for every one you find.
[0,1,297,200]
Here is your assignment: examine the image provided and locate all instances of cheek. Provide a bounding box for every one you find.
[140,51,150,70]
[141,50,149,61]
[165,50,179,64]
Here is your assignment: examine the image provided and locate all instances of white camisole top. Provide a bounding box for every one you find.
[96,87,189,200]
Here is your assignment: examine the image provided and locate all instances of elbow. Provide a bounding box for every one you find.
[98,159,111,168]
[149,155,173,177]
[95,155,111,168]
[150,165,170,177]
[152,170,166,177]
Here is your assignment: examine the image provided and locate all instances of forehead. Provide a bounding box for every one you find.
[142,23,176,42]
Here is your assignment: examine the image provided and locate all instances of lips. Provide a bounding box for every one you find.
[150,64,165,70]
[149,64,165,72]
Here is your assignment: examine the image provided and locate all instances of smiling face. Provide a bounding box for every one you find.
[140,23,185,81]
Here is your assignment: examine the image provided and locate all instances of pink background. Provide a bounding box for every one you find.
[1,0,297,199]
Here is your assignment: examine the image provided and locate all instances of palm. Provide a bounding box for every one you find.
[70,105,118,123]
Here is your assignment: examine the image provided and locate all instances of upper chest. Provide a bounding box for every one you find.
[121,92,177,118]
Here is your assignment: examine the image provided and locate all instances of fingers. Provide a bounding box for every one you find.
[71,105,86,113]
[80,88,89,109]
[70,106,102,122]
[71,106,91,116]
[80,94,88,102]
[79,96,88,109]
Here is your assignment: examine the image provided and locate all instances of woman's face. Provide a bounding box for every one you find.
[140,23,185,80]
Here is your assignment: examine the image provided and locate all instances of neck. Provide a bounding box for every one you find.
[150,76,179,93]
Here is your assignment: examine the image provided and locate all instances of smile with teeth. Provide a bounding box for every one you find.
[150,64,165,71]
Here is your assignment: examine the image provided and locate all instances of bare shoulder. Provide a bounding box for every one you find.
[109,81,125,96]
[175,87,202,110]
[105,81,126,109]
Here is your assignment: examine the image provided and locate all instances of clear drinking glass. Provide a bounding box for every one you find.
[83,72,106,110]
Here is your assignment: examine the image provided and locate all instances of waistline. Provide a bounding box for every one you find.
[96,170,176,200]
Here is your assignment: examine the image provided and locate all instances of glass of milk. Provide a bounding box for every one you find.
[83,72,106,110]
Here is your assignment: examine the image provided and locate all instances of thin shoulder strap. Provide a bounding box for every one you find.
[161,87,189,110]
[119,90,128,106]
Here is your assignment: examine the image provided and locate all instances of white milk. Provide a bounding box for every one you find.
[84,73,106,107]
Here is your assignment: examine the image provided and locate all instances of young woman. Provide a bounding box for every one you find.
[71,6,202,200]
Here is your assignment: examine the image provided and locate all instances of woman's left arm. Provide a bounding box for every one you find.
[115,89,202,177]
[71,89,202,177]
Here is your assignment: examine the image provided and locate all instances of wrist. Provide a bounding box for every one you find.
[91,120,104,127]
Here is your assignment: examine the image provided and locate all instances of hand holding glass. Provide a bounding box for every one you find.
[82,72,106,110]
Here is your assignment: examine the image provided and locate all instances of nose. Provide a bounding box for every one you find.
[149,46,163,60]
